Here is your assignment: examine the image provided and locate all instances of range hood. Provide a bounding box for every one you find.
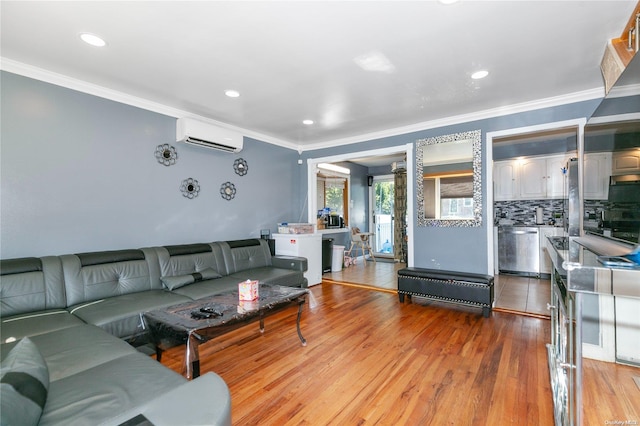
[608,174,640,202]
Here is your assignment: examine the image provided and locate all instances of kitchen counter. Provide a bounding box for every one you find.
[546,234,640,299]
[546,232,640,426]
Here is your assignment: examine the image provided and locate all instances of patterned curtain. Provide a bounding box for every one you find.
[393,170,407,262]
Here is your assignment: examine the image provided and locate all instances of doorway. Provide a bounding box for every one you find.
[370,175,395,258]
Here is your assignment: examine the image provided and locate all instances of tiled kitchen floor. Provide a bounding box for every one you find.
[493,274,551,317]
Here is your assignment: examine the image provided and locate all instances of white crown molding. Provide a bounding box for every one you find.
[0,58,298,151]
[2,57,605,154]
[607,82,640,98]
[300,87,605,152]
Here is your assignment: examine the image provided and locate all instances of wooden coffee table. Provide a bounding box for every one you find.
[144,284,308,378]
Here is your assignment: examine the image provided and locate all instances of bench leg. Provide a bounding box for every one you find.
[482,307,491,318]
[399,293,405,303]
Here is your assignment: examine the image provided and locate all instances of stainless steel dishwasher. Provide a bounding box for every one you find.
[497,226,540,276]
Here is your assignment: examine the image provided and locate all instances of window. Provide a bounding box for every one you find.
[317,175,349,225]
[423,172,473,219]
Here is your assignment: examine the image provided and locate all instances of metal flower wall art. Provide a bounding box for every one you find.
[233,158,248,176]
[180,178,200,199]
[220,181,236,201]
[155,144,178,166]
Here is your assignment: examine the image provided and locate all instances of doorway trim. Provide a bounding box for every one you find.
[485,118,586,275]
[307,143,414,267]
[369,174,395,259]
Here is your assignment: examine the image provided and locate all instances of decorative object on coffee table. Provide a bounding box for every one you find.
[155,143,177,166]
[220,181,236,200]
[180,178,200,199]
[233,158,248,176]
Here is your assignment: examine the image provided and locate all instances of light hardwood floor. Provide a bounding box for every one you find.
[156,284,640,425]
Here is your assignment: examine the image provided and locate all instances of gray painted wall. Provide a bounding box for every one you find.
[1,69,604,274]
[1,71,299,258]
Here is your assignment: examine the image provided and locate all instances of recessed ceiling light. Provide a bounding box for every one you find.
[225,90,240,98]
[353,51,396,74]
[471,70,489,80]
[438,0,460,4]
[80,33,106,47]
[303,120,314,125]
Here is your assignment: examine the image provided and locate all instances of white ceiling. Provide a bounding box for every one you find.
[1,1,637,152]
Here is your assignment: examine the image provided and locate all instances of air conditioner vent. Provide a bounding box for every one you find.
[176,118,243,153]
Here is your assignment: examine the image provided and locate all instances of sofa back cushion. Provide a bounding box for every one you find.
[0,257,66,317]
[219,239,272,274]
[156,243,227,280]
[60,249,158,307]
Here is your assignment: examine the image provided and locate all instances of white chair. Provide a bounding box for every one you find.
[347,227,376,263]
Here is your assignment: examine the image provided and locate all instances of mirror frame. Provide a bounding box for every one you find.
[416,129,482,227]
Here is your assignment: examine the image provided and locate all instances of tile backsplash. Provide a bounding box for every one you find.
[494,199,564,226]
[494,199,640,226]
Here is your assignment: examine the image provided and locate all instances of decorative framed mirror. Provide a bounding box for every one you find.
[416,129,482,227]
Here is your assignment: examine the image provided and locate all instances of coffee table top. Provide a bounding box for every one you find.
[144,284,308,332]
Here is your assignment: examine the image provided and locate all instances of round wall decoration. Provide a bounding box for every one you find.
[220,181,236,200]
[234,158,248,176]
[155,144,178,166]
[180,178,200,199]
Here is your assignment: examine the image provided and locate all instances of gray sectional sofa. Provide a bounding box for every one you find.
[0,238,307,426]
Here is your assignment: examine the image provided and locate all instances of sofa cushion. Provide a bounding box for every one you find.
[219,239,273,274]
[38,352,186,426]
[0,324,139,382]
[60,250,161,307]
[67,290,189,340]
[1,310,85,343]
[161,267,223,290]
[0,337,49,426]
[230,266,305,288]
[106,372,231,426]
[0,256,67,317]
[155,244,228,278]
[169,276,242,300]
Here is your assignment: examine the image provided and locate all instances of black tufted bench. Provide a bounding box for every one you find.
[397,267,494,317]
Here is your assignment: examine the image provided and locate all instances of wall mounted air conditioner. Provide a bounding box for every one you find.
[176,118,243,153]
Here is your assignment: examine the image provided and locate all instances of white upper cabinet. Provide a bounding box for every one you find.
[519,158,548,199]
[545,156,570,198]
[494,160,519,201]
[612,150,640,174]
[584,153,611,200]
[494,154,570,201]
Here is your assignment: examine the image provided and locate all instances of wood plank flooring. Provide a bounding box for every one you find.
[154,283,639,425]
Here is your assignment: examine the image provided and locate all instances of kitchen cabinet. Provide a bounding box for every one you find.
[494,160,518,201]
[545,156,570,198]
[493,154,570,201]
[615,296,640,365]
[583,153,611,200]
[519,158,548,199]
[612,150,640,174]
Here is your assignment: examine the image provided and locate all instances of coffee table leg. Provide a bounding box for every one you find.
[186,333,201,379]
[260,312,265,333]
[297,298,307,346]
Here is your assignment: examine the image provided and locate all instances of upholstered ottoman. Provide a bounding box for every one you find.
[397,267,494,317]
